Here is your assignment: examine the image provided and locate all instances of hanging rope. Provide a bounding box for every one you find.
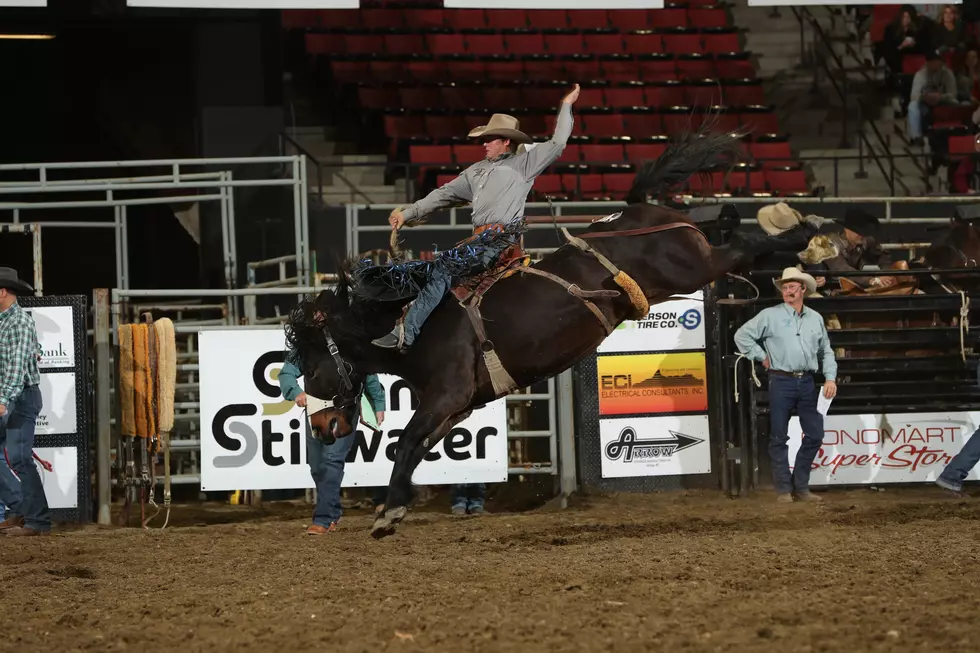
[733,352,761,403]
[960,290,970,364]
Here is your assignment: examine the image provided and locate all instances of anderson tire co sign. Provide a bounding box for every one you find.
[197,330,509,491]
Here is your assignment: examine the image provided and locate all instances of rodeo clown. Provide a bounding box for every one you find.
[279,328,386,535]
[370,83,581,351]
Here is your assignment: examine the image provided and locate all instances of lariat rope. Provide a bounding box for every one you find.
[733,352,761,403]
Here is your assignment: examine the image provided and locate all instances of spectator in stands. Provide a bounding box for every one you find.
[956,46,980,104]
[882,5,931,75]
[279,329,386,535]
[933,4,968,53]
[908,51,959,145]
[733,268,838,503]
[0,268,49,537]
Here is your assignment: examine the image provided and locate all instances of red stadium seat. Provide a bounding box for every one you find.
[625,114,666,140]
[453,144,486,164]
[650,9,688,29]
[625,142,667,162]
[766,169,809,195]
[507,34,546,57]
[625,33,664,55]
[486,9,529,31]
[609,10,650,31]
[527,9,570,30]
[688,9,729,28]
[703,33,740,54]
[663,34,703,55]
[568,9,610,30]
[467,34,506,56]
[749,141,793,168]
[584,34,625,55]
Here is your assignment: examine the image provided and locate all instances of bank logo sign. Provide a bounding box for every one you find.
[598,293,705,354]
[599,415,711,478]
[24,305,75,369]
[199,329,509,491]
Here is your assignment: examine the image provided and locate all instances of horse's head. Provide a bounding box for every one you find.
[923,217,980,269]
[285,289,365,441]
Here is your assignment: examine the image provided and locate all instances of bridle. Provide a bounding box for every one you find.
[305,323,362,419]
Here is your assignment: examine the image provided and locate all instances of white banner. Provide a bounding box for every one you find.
[128,0,358,6]
[599,414,711,478]
[0,1,46,6]
[446,0,664,7]
[24,305,75,369]
[199,330,508,491]
[598,291,705,354]
[36,372,76,436]
[35,447,78,509]
[787,411,980,485]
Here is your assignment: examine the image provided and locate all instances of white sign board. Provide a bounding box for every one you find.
[128,0,358,6]
[447,0,664,6]
[36,372,76,436]
[599,414,711,478]
[0,1,46,6]
[1,447,78,510]
[24,305,75,369]
[787,411,980,485]
[198,330,508,491]
[598,291,705,354]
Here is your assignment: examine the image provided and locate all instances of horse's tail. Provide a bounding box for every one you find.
[625,116,747,205]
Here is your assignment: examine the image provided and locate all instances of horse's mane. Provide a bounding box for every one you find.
[626,114,747,205]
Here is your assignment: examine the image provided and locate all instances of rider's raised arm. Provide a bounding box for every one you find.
[401,172,474,224]
[519,99,575,181]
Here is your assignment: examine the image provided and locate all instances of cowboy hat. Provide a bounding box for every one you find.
[773,266,817,295]
[757,202,805,236]
[0,267,34,296]
[467,114,533,145]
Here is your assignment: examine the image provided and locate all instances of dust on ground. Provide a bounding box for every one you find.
[3,486,979,653]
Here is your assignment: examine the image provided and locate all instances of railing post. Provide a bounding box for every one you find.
[855,104,868,180]
[94,288,112,526]
[557,368,577,508]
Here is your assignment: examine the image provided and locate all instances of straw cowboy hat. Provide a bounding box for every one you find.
[0,267,34,296]
[757,202,806,236]
[773,266,818,296]
[467,114,533,144]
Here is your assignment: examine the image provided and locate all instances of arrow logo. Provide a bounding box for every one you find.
[604,427,704,463]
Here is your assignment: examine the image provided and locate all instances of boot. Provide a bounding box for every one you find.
[371,323,406,350]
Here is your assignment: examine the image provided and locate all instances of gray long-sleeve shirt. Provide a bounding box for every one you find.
[402,103,574,227]
[910,65,958,103]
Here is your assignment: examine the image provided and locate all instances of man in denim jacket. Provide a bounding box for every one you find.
[279,344,386,534]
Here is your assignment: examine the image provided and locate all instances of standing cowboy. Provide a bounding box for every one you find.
[734,267,838,503]
[0,267,50,536]
[279,334,386,535]
[371,83,581,351]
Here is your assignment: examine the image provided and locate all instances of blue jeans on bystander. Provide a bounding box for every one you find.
[0,385,50,531]
[451,483,486,513]
[307,431,355,528]
[767,374,824,496]
[937,425,980,492]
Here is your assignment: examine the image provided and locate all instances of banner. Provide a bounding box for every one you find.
[597,351,708,416]
[599,414,711,478]
[128,0,358,6]
[199,329,509,491]
[787,411,980,485]
[36,372,77,436]
[446,0,665,7]
[598,291,704,354]
[0,1,46,6]
[24,305,76,369]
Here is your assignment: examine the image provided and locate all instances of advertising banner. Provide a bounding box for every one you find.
[598,291,704,354]
[599,414,711,478]
[597,351,708,416]
[35,372,77,436]
[24,305,76,369]
[787,411,980,485]
[199,329,509,491]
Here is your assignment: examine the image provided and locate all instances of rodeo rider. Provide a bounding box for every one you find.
[0,267,51,536]
[734,267,838,503]
[371,83,581,351]
[279,331,386,534]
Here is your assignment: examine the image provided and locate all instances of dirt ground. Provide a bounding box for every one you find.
[3,486,980,653]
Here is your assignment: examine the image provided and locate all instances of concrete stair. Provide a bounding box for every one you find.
[284,126,407,205]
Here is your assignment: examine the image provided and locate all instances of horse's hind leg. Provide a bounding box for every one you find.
[371,408,473,539]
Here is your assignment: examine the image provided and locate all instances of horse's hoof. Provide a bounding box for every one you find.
[371,522,396,539]
[386,505,408,524]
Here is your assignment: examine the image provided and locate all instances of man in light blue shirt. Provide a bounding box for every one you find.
[734,267,838,503]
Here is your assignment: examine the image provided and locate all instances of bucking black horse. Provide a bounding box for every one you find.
[285,126,816,539]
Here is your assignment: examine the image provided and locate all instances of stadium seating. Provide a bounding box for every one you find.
[284,2,810,199]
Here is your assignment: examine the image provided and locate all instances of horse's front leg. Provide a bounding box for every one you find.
[371,408,473,539]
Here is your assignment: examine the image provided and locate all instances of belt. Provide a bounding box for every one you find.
[769,370,812,378]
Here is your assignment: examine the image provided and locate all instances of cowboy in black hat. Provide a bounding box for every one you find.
[0,267,50,536]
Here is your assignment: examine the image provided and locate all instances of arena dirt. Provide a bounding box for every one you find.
[3,487,980,653]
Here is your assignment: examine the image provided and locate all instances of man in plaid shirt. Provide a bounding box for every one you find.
[0,267,49,536]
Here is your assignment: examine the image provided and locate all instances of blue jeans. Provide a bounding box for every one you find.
[907,100,926,139]
[0,385,50,531]
[768,374,824,495]
[307,432,354,527]
[451,483,486,511]
[401,237,515,346]
[938,424,980,491]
